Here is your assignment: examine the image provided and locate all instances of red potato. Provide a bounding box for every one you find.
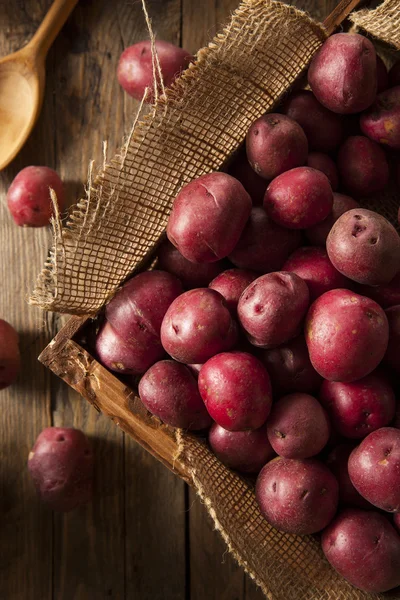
[361,86,400,149]
[167,172,251,263]
[319,370,396,439]
[255,457,338,535]
[187,363,202,378]
[376,55,389,93]
[326,444,371,508]
[322,509,400,593]
[306,193,359,247]
[326,208,400,285]
[208,422,275,473]
[157,240,228,289]
[0,319,20,390]
[138,360,212,430]
[260,335,322,396]
[264,167,333,229]
[208,269,257,314]
[384,305,400,373]
[348,427,400,512]
[389,60,400,87]
[394,513,400,532]
[337,136,389,197]
[360,272,400,309]
[117,40,192,102]
[227,149,268,205]
[229,207,303,274]
[28,427,93,512]
[238,272,309,348]
[308,33,377,114]
[305,289,389,382]
[282,90,344,152]
[246,113,308,180]
[283,246,351,302]
[198,352,272,431]
[306,152,338,191]
[160,288,237,364]
[7,166,65,227]
[266,393,330,458]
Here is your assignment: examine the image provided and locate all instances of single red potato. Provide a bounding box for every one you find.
[246,113,308,180]
[319,370,396,439]
[326,208,400,285]
[389,60,400,87]
[227,149,268,205]
[264,167,333,229]
[326,444,371,509]
[337,136,389,197]
[376,55,389,93]
[384,305,400,373]
[229,207,303,274]
[0,319,20,390]
[360,272,400,309]
[266,393,330,458]
[209,422,275,473]
[283,246,351,302]
[322,508,400,593]
[160,288,237,364]
[348,427,400,512]
[28,427,93,512]
[306,193,359,247]
[198,351,272,431]
[238,272,309,348]
[167,172,251,263]
[117,40,192,101]
[306,152,338,191]
[308,33,377,114]
[7,166,65,227]
[209,269,257,314]
[138,360,212,430]
[305,289,389,382]
[255,457,338,535]
[360,86,400,149]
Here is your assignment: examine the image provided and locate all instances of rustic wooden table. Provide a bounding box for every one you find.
[0,1,335,598]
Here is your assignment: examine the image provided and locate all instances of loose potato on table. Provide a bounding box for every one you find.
[208,268,257,314]
[326,444,371,509]
[361,86,400,149]
[0,318,20,390]
[306,193,359,247]
[337,136,389,197]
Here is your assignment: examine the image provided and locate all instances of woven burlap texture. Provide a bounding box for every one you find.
[350,0,400,50]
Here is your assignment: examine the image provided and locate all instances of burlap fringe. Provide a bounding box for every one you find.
[350,0,400,50]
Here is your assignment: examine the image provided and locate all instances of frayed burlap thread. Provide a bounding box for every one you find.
[350,0,400,50]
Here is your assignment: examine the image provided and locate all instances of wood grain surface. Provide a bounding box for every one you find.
[0,1,336,598]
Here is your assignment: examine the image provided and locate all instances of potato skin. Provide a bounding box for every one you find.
[227,149,268,205]
[138,360,212,430]
[255,457,338,535]
[389,60,400,87]
[0,319,20,390]
[264,167,333,229]
[358,272,400,309]
[198,351,272,431]
[319,370,396,439]
[208,269,257,314]
[308,33,377,114]
[28,427,93,512]
[337,136,389,197]
[306,152,338,191]
[360,86,400,149]
[376,55,389,92]
[326,208,400,285]
[238,272,309,348]
[305,289,389,382]
[208,422,275,473]
[322,508,400,593]
[161,288,237,364]
[167,172,251,263]
[306,193,359,247]
[348,427,400,512]
[326,444,371,509]
[384,305,400,372]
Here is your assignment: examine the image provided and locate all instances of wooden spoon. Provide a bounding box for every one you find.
[0,0,78,171]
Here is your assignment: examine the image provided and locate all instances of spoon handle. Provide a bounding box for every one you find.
[27,0,79,60]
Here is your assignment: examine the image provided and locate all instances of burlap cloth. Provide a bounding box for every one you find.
[31,1,400,598]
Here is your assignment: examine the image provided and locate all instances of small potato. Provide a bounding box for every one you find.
[305,289,389,382]
[326,208,400,285]
[266,393,330,458]
[198,352,272,431]
[283,246,351,301]
[360,86,400,149]
[160,288,237,364]
[208,422,275,473]
[255,457,338,535]
[357,272,400,309]
[138,360,212,430]
[229,207,303,273]
[322,509,400,593]
[260,335,322,396]
[28,427,93,512]
[227,149,268,205]
[319,370,396,439]
[167,172,251,263]
[348,427,400,512]
[238,272,309,348]
[246,113,308,180]
[157,240,228,289]
[117,40,192,101]
[7,166,65,227]
[337,136,389,196]
[264,167,333,229]
[326,444,371,508]
[209,269,257,314]
[306,193,359,246]
[389,60,400,87]
[307,152,338,191]
[384,305,400,373]
[376,55,389,93]
[282,90,344,152]
[0,319,20,390]
[308,33,377,114]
